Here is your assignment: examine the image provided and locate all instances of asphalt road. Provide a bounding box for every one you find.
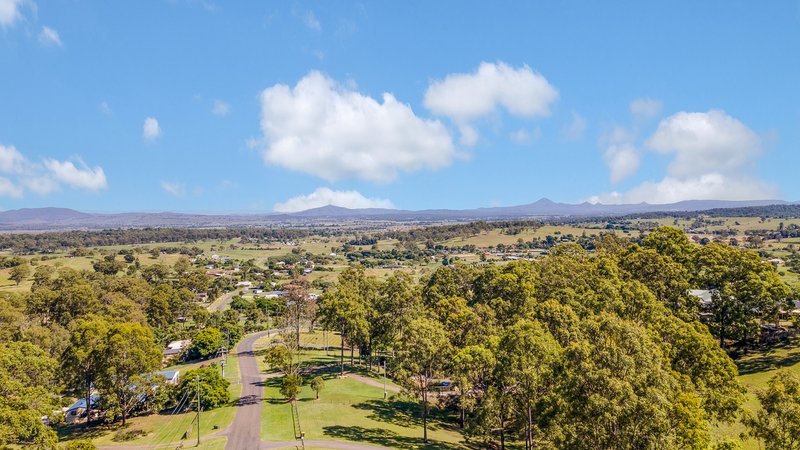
[208,289,241,312]
[225,331,269,450]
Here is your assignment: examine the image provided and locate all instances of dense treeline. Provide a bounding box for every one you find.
[0,256,248,447]
[0,227,325,254]
[383,220,543,243]
[577,204,800,223]
[313,228,793,449]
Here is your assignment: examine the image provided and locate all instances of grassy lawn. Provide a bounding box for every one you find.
[712,339,800,448]
[256,331,344,349]
[262,373,466,449]
[154,436,227,449]
[59,354,240,448]
[256,347,343,375]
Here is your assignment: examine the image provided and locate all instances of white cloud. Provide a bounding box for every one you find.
[598,126,639,183]
[561,111,587,140]
[629,98,662,120]
[425,62,558,122]
[143,117,162,140]
[99,101,112,115]
[259,71,456,183]
[0,144,26,173]
[0,0,23,27]
[588,174,777,205]
[0,177,23,198]
[273,187,394,212]
[23,176,58,195]
[0,144,107,197]
[211,100,230,117]
[459,125,478,146]
[160,181,186,197]
[590,110,776,204]
[38,26,62,47]
[603,143,640,183]
[303,10,321,30]
[43,159,107,191]
[647,109,761,178]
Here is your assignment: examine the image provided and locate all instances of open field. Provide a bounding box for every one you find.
[441,225,601,248]
[261,374,466,449]
[256,331,345,350]
[712,339,800,448]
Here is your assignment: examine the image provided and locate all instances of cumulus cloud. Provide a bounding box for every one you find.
[597,126,639,183]
[561,111,587,140]
[38,26,62,47]
[43,159,107,191]
[143,117,162,140]
[590,110,776,204]
[160,181,186,197]
[23,176,58,195]
[0,177,23,198]
[0,144,26,173]
[259,71,456,182]
[629,98,662,120]
[273,187,394,212]
[211,100,230,117]
[603,143,640,184]
[0,0,23,27]
[459,125,478,146]
[588,174,777,205]
[424,62,558,144]
[0,144,107,197]
[646,109,760,178]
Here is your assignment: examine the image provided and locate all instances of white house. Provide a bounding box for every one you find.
[155,370,180,385]
[163,339,191,357]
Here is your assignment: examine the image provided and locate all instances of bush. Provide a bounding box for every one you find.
[187,327,223,360]
[280,374,302,401]
[61,439,98,449]
[176,365,230,410]
[112,429,147,442]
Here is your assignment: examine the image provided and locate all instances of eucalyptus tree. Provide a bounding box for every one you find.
[394,317,451,443]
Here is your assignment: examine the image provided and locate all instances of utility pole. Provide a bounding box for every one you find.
[219,347,228,377]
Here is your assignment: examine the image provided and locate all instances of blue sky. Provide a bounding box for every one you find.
[0,1,798,212]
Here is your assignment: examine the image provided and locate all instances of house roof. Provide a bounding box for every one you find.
[689,289,714,306]
[156,370,180,381]
[66,395,101,412]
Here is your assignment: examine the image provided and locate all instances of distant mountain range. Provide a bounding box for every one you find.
[0,199,792,231]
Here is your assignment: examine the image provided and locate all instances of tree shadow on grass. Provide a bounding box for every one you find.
[737,347,800,375]
[351,397,458,432]
[323,425,466,450]
[56,423,110,441]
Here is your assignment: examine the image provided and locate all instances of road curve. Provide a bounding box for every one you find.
[225,331,270,450]
[208,289,241,312]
